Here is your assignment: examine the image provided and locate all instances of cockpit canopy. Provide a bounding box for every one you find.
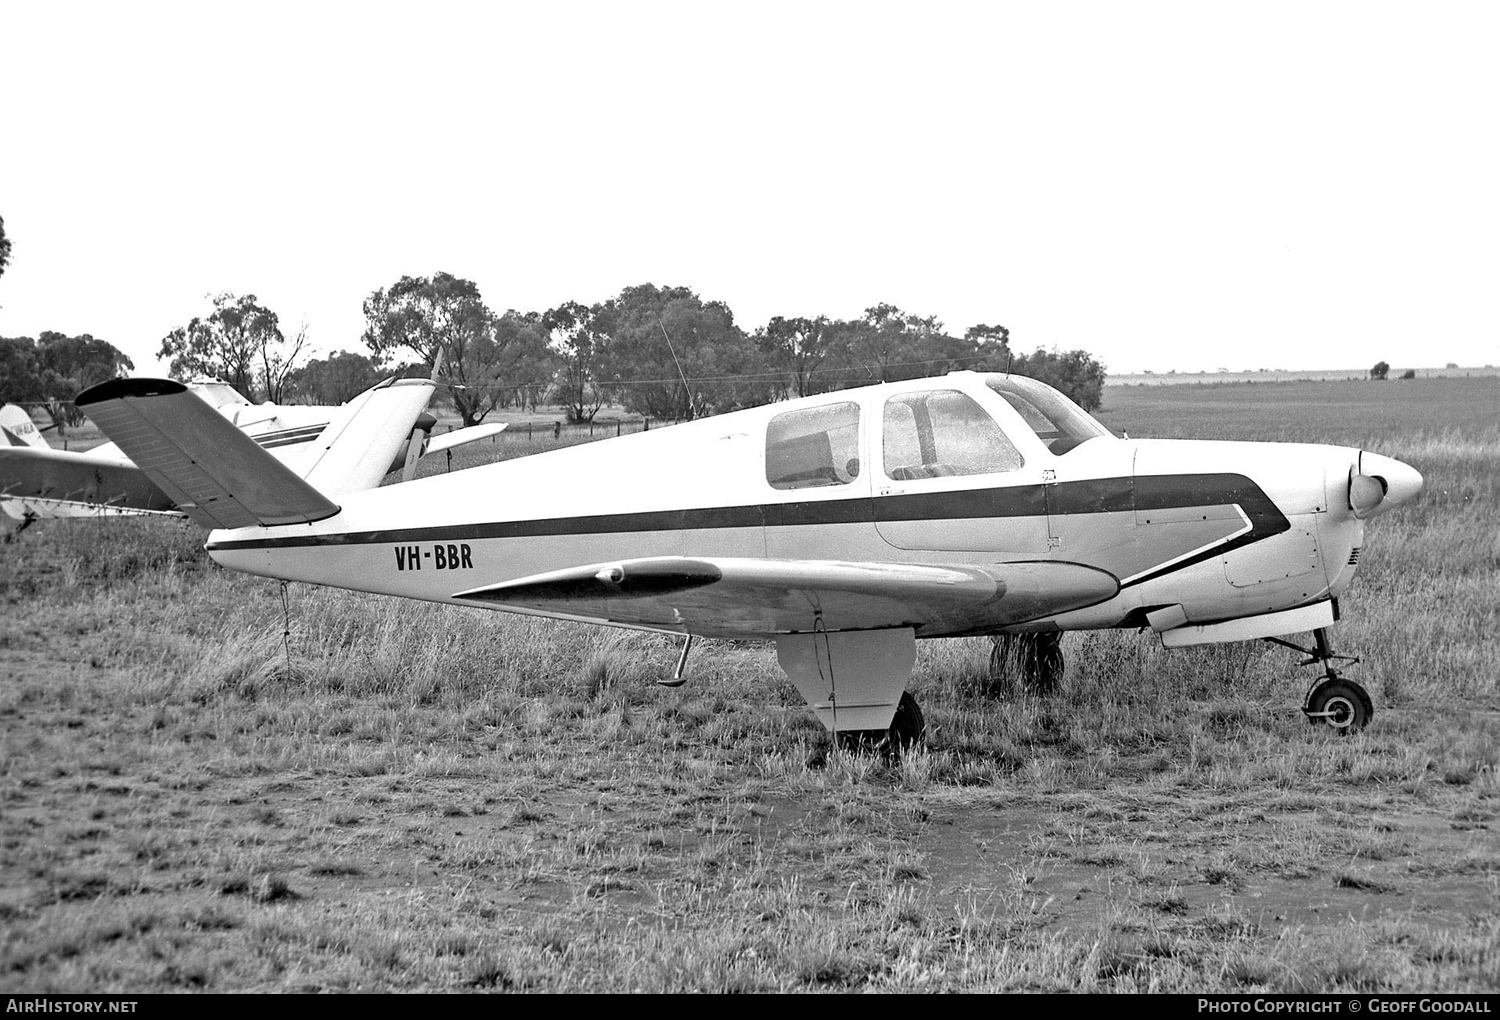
[763,372,1115,491]
[186,380,251,410]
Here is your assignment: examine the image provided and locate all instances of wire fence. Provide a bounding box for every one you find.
[510,416,679,441]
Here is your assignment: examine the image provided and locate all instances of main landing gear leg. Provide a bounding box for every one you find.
[986,632,1065,698]
[1266,626,1374,734]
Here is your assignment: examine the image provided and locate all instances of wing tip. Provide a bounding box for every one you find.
[77,377,189,407]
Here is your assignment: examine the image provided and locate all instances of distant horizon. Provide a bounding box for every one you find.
[1106,364,1499,384]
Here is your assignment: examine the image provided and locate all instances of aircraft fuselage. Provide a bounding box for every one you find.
[204,372,1416,645]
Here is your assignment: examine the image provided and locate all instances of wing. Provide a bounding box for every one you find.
[423,423,508,457]
[0,445,176,512]
[452,556,1119,638]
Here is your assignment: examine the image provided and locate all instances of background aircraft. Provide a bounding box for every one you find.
[78,370,1421,750]
[1,402,51,450]
[0,380,505,521]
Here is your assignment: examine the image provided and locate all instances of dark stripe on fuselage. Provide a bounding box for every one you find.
[253,425,327,450]
[205,473,1290,585]
[1125,473,1290,585]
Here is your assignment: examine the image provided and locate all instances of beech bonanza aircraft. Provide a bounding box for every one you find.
[77,370,1421,748]
[1,380,504,520]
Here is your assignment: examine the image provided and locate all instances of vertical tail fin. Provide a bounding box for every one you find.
[295,377,437,494]
[0,404,49,449]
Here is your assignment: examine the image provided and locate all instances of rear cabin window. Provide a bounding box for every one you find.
[766,402,861,490]
[882,390,1023,479]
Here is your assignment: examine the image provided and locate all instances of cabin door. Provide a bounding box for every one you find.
[870,387,1052,555]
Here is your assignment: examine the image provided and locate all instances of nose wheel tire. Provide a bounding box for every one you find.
[1303,678,1373,734]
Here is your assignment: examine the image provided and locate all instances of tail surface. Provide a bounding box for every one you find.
[294,377,436,494]
[76,377,435,530]
[0,404,49,449]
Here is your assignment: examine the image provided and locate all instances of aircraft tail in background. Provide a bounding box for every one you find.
[294,378,437,494]
[0,404,50,449]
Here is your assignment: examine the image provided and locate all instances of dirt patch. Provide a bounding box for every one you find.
[912,790,1496,935]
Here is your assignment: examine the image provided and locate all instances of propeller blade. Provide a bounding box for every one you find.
[400,427,425,482]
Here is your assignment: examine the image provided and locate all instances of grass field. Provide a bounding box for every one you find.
[1,377,1497,992]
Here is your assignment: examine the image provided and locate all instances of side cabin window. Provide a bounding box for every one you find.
[882,390,1023,480]
[766,401,862,490]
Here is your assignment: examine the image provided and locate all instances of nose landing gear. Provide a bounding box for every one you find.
[1304,677,1374,733]
[1267,626,1373,733]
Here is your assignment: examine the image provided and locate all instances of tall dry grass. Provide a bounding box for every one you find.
[2,377,1497,992]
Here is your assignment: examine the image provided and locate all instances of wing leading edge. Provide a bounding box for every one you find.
[452,556,1120,638]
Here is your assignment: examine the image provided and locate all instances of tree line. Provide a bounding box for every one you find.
[1,269,1107,428]
[357,275,1106,426]
[0,331,135,431]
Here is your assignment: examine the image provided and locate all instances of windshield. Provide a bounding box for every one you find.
[982,374,1113,454]
[187,381,250,409]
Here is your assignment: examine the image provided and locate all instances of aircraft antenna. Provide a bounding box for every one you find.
[279,580,294,674]
[813,613,839,740]
[658,321,695,420]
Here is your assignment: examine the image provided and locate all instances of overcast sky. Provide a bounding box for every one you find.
[2,1,1496,377]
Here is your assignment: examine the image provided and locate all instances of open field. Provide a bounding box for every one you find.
[1109,365,1500,386]
[2,377,1497,992]
[1098,375,1500,444]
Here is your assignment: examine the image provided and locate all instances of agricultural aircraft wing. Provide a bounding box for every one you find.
[394,422,509,482]
[452,556,1120,638]
[421,422,508,458]
[0,444,176,516]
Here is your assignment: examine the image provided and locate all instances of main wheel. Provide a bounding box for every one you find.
[835,691,925,757]
[987,633,1064,697]
[1304,678,1374,734]
[888,689,925,749]
[1026,632,1065,696]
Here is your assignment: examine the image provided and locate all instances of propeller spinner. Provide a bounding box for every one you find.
[1348,451,1423,518]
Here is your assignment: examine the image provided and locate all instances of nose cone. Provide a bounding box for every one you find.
[1353,451,1423,516]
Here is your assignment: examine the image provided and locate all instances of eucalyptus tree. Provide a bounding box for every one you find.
[598,284,773,420]
[362,272,505,427]
[158,293,306,401]
[542,299,609,422]
[757,315,842,398]
[283,350,382,404]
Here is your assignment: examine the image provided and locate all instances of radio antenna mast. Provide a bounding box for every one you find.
[658,321,695,419]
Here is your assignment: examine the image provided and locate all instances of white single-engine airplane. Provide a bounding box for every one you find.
[78,370,1421,747]
[2,380,505,520]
